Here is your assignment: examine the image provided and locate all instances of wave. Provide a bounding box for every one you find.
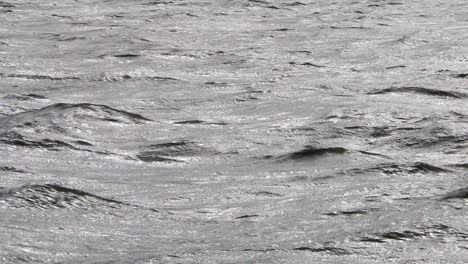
[440,187,468,200]
[360,224,468,243]
[137,140,219,162]
[0,132,79,151]
[0,72,80,81]
[173,120,228,126]
[0,184,128,210]
[0,166,27,173]
[344,162,450,175]
[2,93,48,101]
[0,103,152,133]
[277,146,388,161]
[367,86,467,99]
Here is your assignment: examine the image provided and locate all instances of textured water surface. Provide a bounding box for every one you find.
[0,0,467,263]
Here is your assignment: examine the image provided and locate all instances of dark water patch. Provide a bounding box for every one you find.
[380,231,425,240]
[137,152,181,163]
[0,184,128,210]
[453,73,468,79]
[368,1,403,8]
[137,140,220,162]
[289,50,311,54]
[0,1,14,8]
[451,163,468,169]
[94,74,178,82]
[330,26,369,30]
[142,1,174,6]
[352,125,394,138]
[292,246,351,255]
[359,237,385,243]
[361,224,468,243]
[57,36,87,42]
[73,140,93,146]
[360,126,420,138]
[235,214,259,219]
[241,248,277,253]
[235,94,260,102]
[284,1,306,6]
[385,65,406,69]
[274,28,293,32]
[51,14,73,19]
[247,0,270,4]
[40,103,152,123]
[0,166,27,173]
[282,146,348,161]
[410,162,450,173]
[174,120,205,124]
[397,134,468,149]
[174,120,228,126]
[140,140,218,157]
[440,187,468,200]
[0,255,46,264]
[204,81,228,86]
[112,54,141,58]
[289,61,325,68]
[360,231,425,242]
[0,73,80,81]
[68,22,90,26]
[324,208,379,216]
[367,86,467,99]
[449,111,468,121]
[356,150,389,158]
[254,191,283,197]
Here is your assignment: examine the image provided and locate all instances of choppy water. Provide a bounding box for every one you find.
[1,0,467,263]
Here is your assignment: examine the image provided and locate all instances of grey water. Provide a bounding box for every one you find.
[0,0,467,263]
